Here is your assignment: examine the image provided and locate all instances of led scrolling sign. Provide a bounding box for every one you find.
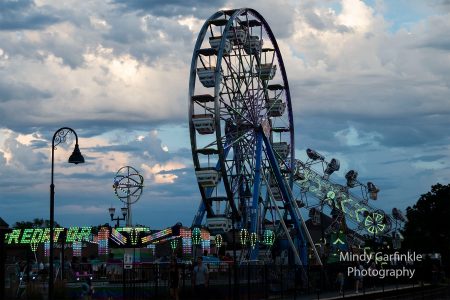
[4,227,93,245]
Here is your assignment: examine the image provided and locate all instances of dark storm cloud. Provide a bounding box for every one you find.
[296,111,450,151]
[381,154,447,165]
[0,0,60,30]
[86,131,173,163]
[111,0,226,18]
[414,15,450,51]
[97,11,194,67]
[157,167,190,175]
[57,172,112,181]
[418,37,450,51]
[0,80,52,102]
[428,0,450,11]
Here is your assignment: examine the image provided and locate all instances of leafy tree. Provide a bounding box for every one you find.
[13,218,60,229]
[402,183,450,268]
[91,223,111,234]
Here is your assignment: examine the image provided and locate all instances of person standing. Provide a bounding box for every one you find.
[192,257,209,298]
[169,258,180,300]
[336,271,344,295]
[355,263,364,294]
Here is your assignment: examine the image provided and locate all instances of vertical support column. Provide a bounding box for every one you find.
[250,131,263,260]
[126,194,131,227]
[261,133,308,265]
[0,234,5,300]
[0,218,12,300]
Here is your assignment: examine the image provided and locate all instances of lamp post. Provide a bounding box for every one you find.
[49,127,84,300]
[231,210,238,300]
[108,207,128,228]
[0,218,12,300]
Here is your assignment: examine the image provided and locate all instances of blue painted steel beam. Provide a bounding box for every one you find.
[250,131,263,259]
[261,132,308,265]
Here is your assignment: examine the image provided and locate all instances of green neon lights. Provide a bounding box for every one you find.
[192,227,202,245]
[355,206,369,222]
[170,239,178,251]
[250,232,258,249]
[66,227,92,243]
[117,227,149,245]
[332,231,346,245]
[364,213,386,235]
[21,229,34,243]
[4,227,94,244]
[215,234,223,248]
[263,230,275,246]
[240,229,249,246]
[326,191,335,200]
[7,230,21,244]
[30,241,39,252]
[298,167,388,234]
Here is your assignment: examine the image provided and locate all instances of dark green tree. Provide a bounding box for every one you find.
[402,183,450,268]
[13,218,60,229]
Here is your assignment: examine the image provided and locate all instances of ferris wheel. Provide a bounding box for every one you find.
[189,8,319,265]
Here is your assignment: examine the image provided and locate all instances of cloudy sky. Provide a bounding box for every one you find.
[0,0,449,229]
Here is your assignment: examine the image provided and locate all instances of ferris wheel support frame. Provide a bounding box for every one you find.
[260,130,308,263]
[189,8,321,266]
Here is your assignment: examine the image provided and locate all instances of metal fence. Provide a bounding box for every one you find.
[3,261,449,299]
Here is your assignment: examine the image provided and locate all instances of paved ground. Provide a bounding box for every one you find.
[273,283,429,299]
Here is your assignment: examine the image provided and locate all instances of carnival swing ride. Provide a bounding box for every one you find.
[188,8,405,267]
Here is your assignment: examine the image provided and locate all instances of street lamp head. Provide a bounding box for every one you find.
[108,207,115,218]
[121,207,128,217]
[68,144,85,164]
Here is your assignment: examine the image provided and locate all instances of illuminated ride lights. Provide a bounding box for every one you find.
[44,241,50,257]
[192,227,202,245]
[295,162,392,235]
[148,235,178,244]
[201,229,210,253]
[250,232,258,249]
[147,244,156,255]
[180,228,192,255]
[364,211,387,235]
[98,227,109,255]
[240,229,249,246]
[142,228,172,244]
[30,241,39,252]
[170,239,179,251]
[263,230,275,246]
[4,227,94,244]
[73,241,82,257]
[66,227,92,243]
[117,227,149,245]
[110,228,127,245]
[215,234,223,249]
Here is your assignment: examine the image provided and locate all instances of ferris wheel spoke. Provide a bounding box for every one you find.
[219,97,253,124]
[223,55,250,92]
[222,57,255,116]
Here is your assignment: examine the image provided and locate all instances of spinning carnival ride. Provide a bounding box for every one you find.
[188,8,404,266]
[113,166,144,227]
